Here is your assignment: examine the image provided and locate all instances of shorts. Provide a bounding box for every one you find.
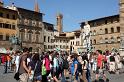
[35,75,42,81]
[96,67,104,74]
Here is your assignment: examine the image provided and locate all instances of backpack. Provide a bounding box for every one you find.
[44,58,50,71]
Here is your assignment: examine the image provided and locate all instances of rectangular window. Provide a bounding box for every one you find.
[29,33,32,42]
[3,23,5,28]
[0,35,3,40]
[6,35,9,41]
[20,32,24,41]
[9,24,11,29]
[6,14,9,18]
[48,36,50,42]
[76,36,79,38]
[44,36,46,42]
[0,23,3,28]
[12,25,15,29]
[36,34,39,43]
[0,12,3,17]
[5,24,9,29]
[12,15,16,19]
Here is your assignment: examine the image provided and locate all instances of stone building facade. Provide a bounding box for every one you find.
[17,7,44,51]
[43,22,54,51]
[0,2,18,49]
[81,15,120,51]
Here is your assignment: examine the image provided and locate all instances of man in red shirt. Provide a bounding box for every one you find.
[95,50,107,81]
[97,50,103,68]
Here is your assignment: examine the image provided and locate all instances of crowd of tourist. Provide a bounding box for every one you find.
[0,48,123,82]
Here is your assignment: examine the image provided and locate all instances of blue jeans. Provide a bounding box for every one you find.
[86,69,91,82]
[61,71,66,82]
[4,61,7,73]
[71,73,79,82]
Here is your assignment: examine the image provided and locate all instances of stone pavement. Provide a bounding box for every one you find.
[1,65,124,82]
[0,65,17,82]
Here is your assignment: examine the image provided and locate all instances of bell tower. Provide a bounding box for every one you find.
[34,0,40,12]
[56,13,63,33]
[0,0,3,7]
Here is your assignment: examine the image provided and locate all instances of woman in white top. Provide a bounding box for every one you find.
[15,52,20,73]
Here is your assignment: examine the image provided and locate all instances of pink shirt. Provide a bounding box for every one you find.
[43,58,50,70]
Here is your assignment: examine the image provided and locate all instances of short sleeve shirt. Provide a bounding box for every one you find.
[29,60,42,76]
[97,54,103,68]
[19,54,27,74]
[70,60,78,75]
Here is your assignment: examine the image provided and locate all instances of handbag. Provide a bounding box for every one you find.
[14,72,20,80]
[42,64,46,75]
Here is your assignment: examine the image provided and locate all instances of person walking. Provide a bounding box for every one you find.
[15,51,20,73]
[70,54,78,82]
[109,52,116,74]
[3,54,8,74]
[18,48,30,82]
[42,54,51,82]
[95,50,107,82]
[51,52,59,82]
[29,53,42,82]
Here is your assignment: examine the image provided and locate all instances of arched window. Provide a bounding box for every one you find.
[93,30,96,35]
[90,40,92,44]
[90,31,92,35]
[117,37,120,42]
[111,37,114,43]
[117,26,120,32]
[100,37,103,43]
[111,27,114,33]
[100,29,103,34]
[105,38,108,43]
[105,28,108,34]
[36,34,39,42]
[94,39,96,44]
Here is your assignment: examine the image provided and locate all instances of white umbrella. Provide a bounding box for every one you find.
[0,48,7,54]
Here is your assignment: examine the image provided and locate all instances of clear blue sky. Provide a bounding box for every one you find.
[4,0,119,32]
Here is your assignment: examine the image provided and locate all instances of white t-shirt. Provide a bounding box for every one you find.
[15,55,20,65]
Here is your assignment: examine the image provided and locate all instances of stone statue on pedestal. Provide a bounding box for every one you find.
[83,22,91,51]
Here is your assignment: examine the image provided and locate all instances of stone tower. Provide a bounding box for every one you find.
[0,0,3,7]
[56,13,63,33]
[120,0,124,56]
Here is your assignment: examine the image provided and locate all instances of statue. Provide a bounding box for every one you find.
[83,22,91,50]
